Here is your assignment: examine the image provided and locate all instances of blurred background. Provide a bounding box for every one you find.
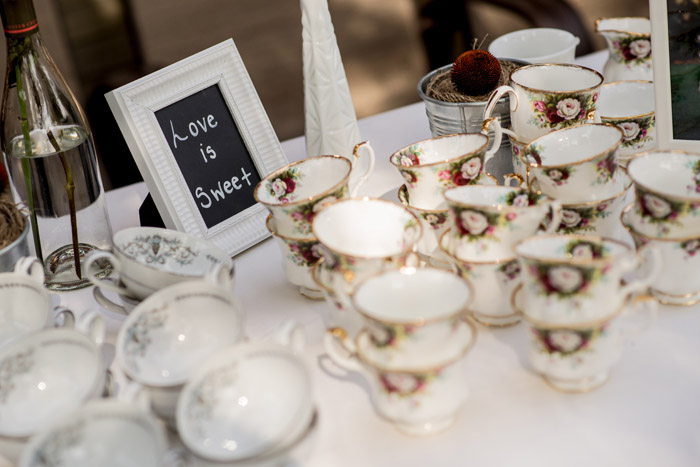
[0,0,649,189]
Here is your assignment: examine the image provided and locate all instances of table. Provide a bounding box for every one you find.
[54,50,700,467]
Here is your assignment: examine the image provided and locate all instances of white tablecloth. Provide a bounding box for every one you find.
[52,50,700,467]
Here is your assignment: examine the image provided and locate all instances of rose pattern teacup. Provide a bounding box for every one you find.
[626,150,700,238]
[521,123,628,203]
[389,118,502,207]
[254,143,375,238]
[398,184,449,264]
[443,185,561,260]
[514,234,659,323]
[484,63,603,143]
[595,17,652,82]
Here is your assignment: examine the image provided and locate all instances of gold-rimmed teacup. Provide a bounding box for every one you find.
[484,63,604,143]
[521,123,628,203]
[621,203,700,306]
[439,229,522,327]
[397,184,449,266]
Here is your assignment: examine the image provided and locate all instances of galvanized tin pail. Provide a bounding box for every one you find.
[418,61,527,183]
[0,219,29,272]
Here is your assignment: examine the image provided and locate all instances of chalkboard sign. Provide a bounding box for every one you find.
[155,84,262,229]
[106,39,289,256]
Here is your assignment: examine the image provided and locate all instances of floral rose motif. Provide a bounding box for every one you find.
[380,373,423,395]
[682,239,700,257]
[628,39,651,59]
[369,324,395,347]
[270,179,287,198]
[548,330,584,353]
[547,266,584,294]
[461,157,482,178]
[401,169,418,186]
[618,121,641,141]
[561,209,582,228]
[571,244,594,259]
[642,193,672,219]
[459,210,489,235]
[533,101,546,112]
[511,193,530,208]
[556,98,582,121]
[398,155,415,167]
[499,260,521,281]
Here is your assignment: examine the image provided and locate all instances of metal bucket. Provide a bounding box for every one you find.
[417,61,527,183]
[0,219,30,272]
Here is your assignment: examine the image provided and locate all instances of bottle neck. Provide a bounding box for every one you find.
[0,0,38,38]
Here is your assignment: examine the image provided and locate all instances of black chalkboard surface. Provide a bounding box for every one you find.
[155,84,262,229]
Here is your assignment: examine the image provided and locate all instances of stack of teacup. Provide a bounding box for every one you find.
[254,143,375,300]
[439,185,561,326]
[512,234,659,392]
[621,150,700,306]
[388,118,504,265]
[324,267,477,435]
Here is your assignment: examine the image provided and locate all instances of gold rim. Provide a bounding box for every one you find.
[389,133,489,169]
[626,150,700,203]
[561,181,631,208]
[310,260,334,294]
[469,309,521,327]
[651,288,700,306]
[349,317,478,374]
[397,185,448,213]
[253,155,352,208]
[265,214,318,242]
[599,80,655,120]
[522,123,623,169]
[351,267,475,326]
[311,197,423,260]
[438,229,518,265]
[514,233,632,264]
[619,203,700,242]
[443,185,554,212]
[510,63,604,95]
[594,17,651,36]
[543,372,610,393]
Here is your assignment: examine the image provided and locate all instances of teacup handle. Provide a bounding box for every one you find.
[480,117,503,167]
[324,327,363,373]
[14,256,44,284]
[53,306,106,345]
[502,173,524,187]
[270,319,305,354]
[620,293,657,338]
[619,246,661,297]
[84,250,130,297]
[541,200,563,235]
[51,306,76,328]
[349,141,376,197]
[483,85,518,119]
[203,262,236,289]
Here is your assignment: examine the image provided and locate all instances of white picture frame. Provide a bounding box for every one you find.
[651,1,700,151]
[106,39,288,256]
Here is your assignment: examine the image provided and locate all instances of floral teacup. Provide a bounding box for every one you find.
[514,234,659,323]
[598,80,655,162]
[352,267,473,366]
[325,320,476,436]
[595,17,652,82]
[389,118,502,207]
[625,150,700,238]
[507,131,529,180]
[522,123,628,203]
[621,203,700,306]
[266,215,323,300]
[254,143,375,237]
[515,288,656,392]
[440,230,522,326]
[556,182,633,242]
[397,184,449,265]
[443,185,561,260]
[484,63,603,143]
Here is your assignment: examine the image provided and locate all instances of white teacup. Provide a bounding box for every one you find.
[325,319,476,436]
[351,267,473,366]
[266,215,324,299]
[254,144,375,237]
[85,226,233,301]
[488,28,580,64]
[397,184,449,265]
[522,123,628,203]
[177,335,312,463]
[484,63,603,143]
[598,80,655,162]
[625,150,700,238]
[115,272,244,423]
[515,289,656,392]
[621,203,700,306]
[0,328,106,461]
[439,231,522,326]
[514,234,659,323]
[389,118,502,207]
[443,185,561,260]
[18,398,167,467]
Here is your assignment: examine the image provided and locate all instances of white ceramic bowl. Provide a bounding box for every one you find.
[488,28,580,64]
[177,341,313,463]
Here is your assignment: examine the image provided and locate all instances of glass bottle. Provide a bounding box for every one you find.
[0,0,113,290]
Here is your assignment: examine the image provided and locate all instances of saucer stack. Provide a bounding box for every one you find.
[438,185,559,326]
[621,150,700,306]
[521,123,633,243]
